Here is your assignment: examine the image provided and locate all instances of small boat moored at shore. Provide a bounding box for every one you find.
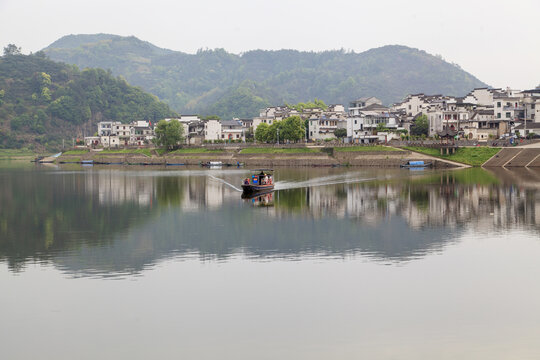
[201,161,223,168]
[242,169,274,194]
[400,160,432,168]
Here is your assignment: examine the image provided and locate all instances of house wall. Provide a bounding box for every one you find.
[204,120,221,141]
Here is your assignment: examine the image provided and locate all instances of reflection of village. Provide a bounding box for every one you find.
[84,170,540,232]
[84,170,239,209]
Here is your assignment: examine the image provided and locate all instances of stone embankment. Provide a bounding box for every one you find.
[483,148,540,168]
[57,147,461,168]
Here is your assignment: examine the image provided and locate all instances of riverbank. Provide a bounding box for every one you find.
[0,149,38,160]
[403,146,501,167]
[55,145,461,168]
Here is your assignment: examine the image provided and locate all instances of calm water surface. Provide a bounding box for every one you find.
[1,164,540,359]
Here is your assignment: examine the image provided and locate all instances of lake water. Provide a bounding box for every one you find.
[1,164,540,359]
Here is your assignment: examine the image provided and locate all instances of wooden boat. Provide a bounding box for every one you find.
[400,160,432,168]
[242,169,274,194]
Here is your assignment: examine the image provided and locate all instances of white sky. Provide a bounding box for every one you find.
[1,0,539,90]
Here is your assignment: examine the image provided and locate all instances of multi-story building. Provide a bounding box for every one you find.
[130,121,154,146]
[348,97,382,116]
[346,97,401,143]
[308,113,347,141]
[220,120,244,141]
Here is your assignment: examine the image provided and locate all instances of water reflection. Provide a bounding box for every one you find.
[1,167,539,276]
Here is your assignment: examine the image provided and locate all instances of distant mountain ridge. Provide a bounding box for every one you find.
[43,34,488,118]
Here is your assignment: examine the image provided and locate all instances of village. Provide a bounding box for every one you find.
[83,87,540,148]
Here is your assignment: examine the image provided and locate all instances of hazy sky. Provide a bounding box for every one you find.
[1,0,539,90]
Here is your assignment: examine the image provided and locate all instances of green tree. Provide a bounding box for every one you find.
[266,120,283,143]
[411,114,429,136]
[280,116,305,142]
[255,122,269,142]
[3,44,21,56]
[376,123,389,133]
[286,99,327,112]
[154,119,184,149]
[202,115,220,120]
[334,128,347,139]
[41,87,51,102]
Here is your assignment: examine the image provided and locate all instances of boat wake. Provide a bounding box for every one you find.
[209,172,384,193]
[208,174,243,192]
[275,174,376,191]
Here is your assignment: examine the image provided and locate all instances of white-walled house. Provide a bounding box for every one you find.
[462,88,497,106]
[130,121,154,146]
[220,120,244,141]
[348,97,382,116]
[204,119,221,141]
[308,113,346,141]
[493,95,522,122]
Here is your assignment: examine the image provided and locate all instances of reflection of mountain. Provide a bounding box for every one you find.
[0,170,152,271]
[1,168,539,276]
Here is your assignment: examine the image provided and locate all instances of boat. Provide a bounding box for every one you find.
[201,161,223,168]
[241,169,275,194]
[400,160,432,168]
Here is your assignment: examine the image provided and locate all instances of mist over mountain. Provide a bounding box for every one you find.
[43,34,487,119]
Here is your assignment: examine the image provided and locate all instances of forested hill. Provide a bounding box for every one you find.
[43,34,487,119]
[0,52,177,150]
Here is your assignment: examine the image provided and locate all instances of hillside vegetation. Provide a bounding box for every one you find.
[0,51,177,150]
[43,34,487,119]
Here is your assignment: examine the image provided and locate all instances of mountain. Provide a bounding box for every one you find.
[43,34,487,119]
[0,52,177,150]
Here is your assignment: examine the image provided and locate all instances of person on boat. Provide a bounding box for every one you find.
[244,178,250,185]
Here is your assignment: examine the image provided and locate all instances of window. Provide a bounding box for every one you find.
[354,120,357,125]
[497,113,501,119]
[497,102,501,108]
[505,112,511,118]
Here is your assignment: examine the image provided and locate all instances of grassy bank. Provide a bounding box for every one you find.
[334,145,402,152]
[100,148,153,157]
[404,146,500,166]
[0,149,37,159]
[63,149,88,155]
[240,148,321,154]
[168,148,225,154]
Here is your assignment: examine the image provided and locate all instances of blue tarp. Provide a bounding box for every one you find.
[408,161,425,166]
